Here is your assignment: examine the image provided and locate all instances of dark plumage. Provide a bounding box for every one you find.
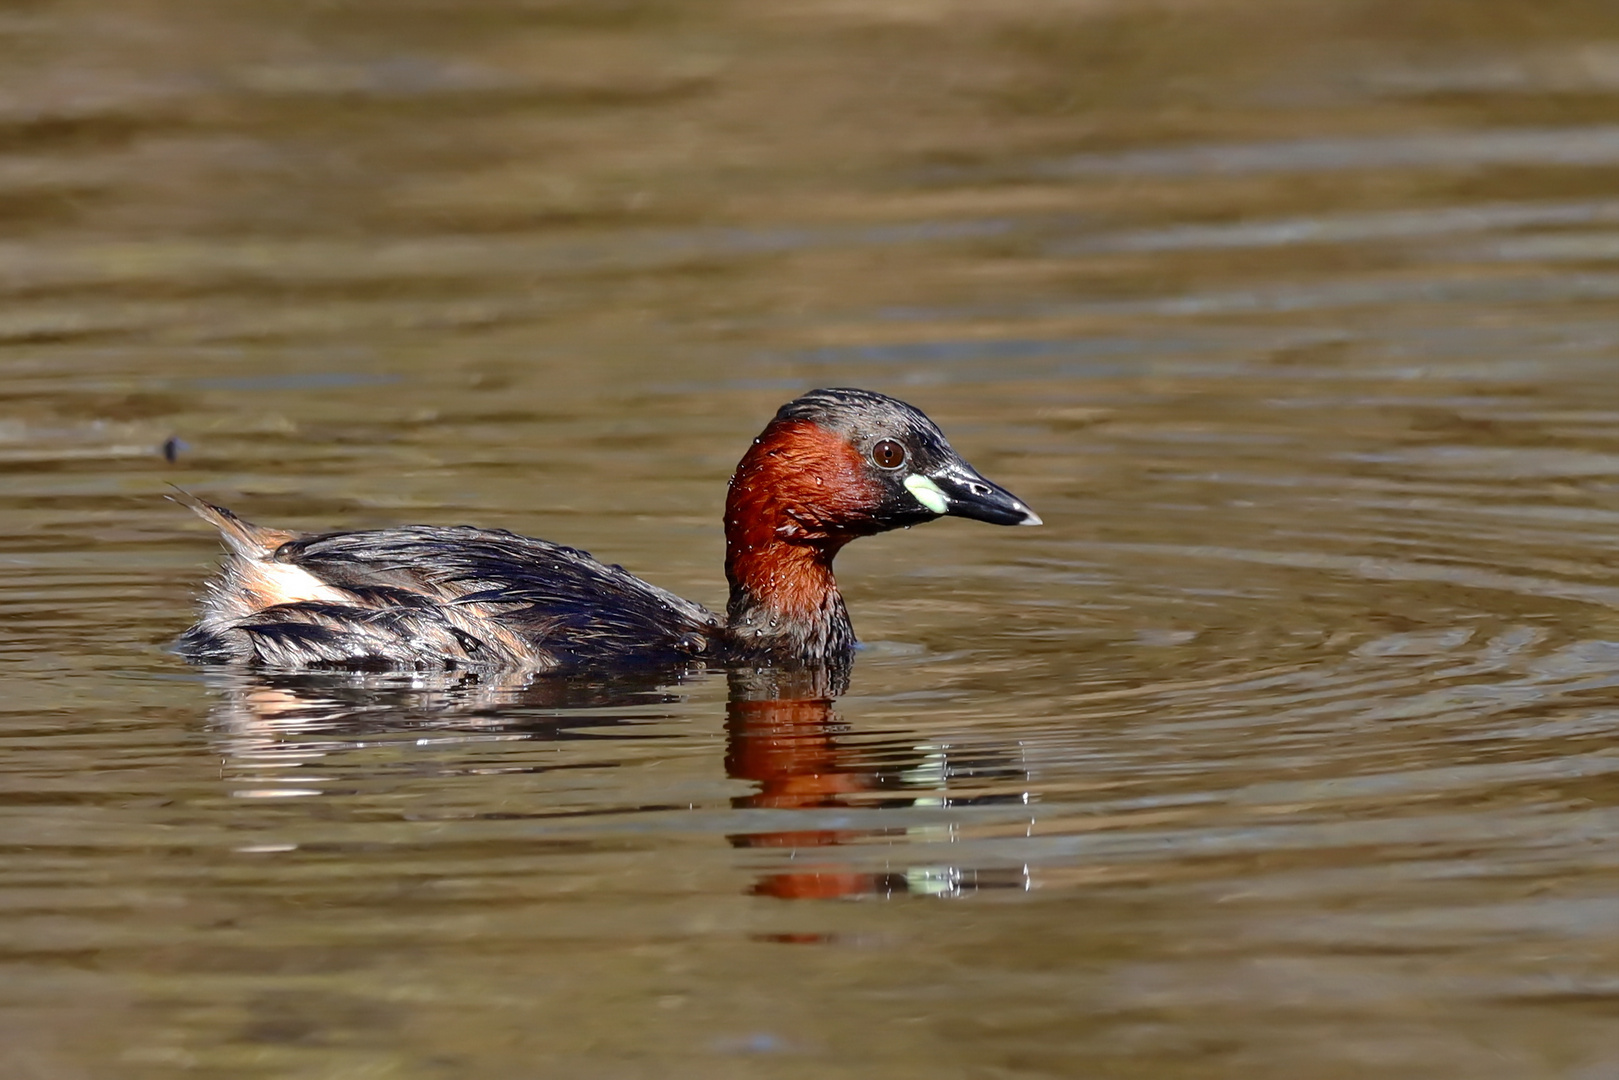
[176,520,718,672]
[175,388,1039,674]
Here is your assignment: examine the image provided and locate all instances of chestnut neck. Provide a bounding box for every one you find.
[722,418,876,662]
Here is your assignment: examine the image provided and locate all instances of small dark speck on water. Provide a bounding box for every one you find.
[5,2,1616,1077]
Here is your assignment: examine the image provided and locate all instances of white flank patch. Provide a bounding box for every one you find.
[251,561,351,607]
[904,474,950,515]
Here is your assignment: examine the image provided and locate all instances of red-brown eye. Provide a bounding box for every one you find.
[871,439,906,469]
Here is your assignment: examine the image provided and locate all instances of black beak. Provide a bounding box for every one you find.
[916,462,1042,526]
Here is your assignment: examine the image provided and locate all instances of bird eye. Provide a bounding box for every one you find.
[871,439,906,469]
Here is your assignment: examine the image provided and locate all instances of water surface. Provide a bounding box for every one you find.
[2,1,1616,1077]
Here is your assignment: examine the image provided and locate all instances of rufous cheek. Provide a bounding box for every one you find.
[727,419,883,533]
[769,423,882,525]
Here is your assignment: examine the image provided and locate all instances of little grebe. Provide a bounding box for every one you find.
[175,387,1039,672]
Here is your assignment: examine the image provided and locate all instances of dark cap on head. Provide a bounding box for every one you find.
[776,387,943,437]
[774,387,1041,528]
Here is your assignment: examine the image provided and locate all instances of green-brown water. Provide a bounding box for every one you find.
[3,1,1617,1077]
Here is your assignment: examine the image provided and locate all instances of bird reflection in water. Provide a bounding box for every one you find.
[204,666,693,799]
[725,665,1033,901]
[200,663,1033,899]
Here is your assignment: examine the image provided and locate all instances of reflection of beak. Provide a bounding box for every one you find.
[905,463,1042,526]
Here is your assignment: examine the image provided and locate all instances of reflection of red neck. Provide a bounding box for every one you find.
[722,419,876,657]
[725,696,870,812]
[726,691,886,900]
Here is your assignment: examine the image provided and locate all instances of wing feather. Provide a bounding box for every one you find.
[179,514,719,672]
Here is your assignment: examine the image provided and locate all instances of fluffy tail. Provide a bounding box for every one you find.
[168,487,294,559]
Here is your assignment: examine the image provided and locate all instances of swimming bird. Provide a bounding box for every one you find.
[175,387,1039,673]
